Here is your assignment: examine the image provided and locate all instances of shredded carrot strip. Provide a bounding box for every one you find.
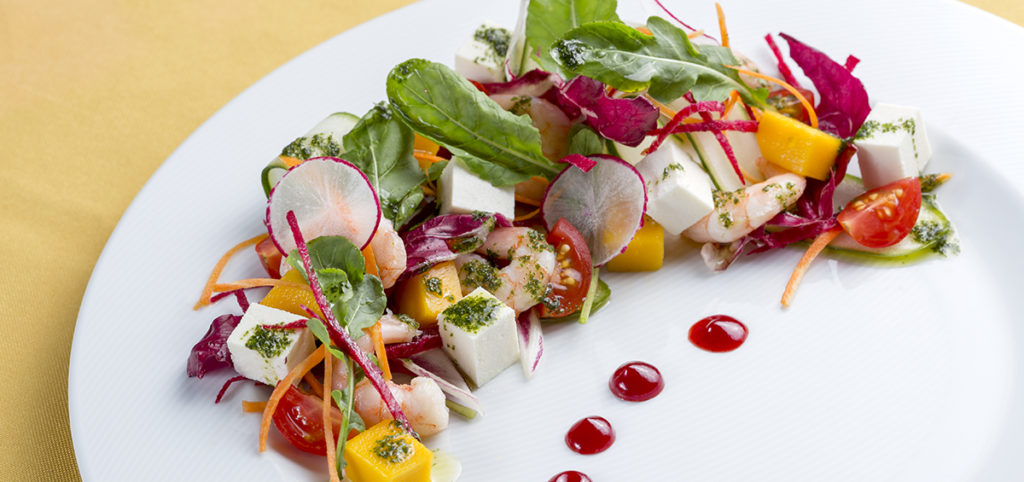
[687,29,705,39]
[279,156,303,168]
[370,322,391,380]
[304,372,324,398]
[211,278,310,294]
[715,3,730,48]
[194,234,268,309]
[323,350,341,482]
[726,66,818,128]
[515,194,542,207]
[781,227,842,307]
[422,185,436,196]
[636,26,653,35]
[260,345,326,452]
[514,208,541,222]
[413,151,447,165]
[242,401,267,413]
[362,245,379,278]
[530,176,550,186]
[722,90,742,119]
[749,106,763,121]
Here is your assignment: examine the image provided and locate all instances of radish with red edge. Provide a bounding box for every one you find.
[541,154,647,266]
[266,157,381,256]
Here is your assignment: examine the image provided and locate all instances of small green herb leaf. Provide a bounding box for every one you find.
[523,0,621,76]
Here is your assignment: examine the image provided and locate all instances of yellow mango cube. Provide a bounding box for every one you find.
[344,421,433,482]
[260,269,323,319]
[605,217,664,272]
[755,110,843,180]
[396,261,462,326]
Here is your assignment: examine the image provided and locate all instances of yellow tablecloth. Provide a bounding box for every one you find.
[0,0,1020,479]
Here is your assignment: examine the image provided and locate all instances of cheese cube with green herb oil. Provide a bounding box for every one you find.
[454,22,512,83]
[438,287,519,387]
[226,303,315,386]
[854,103,932,189]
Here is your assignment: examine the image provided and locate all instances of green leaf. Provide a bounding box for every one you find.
[285,236,387,335]
[457,154,532,186]
[305,318,346,359]
[552,17,767,106]
[342,103,426,228]
[425,159,448,182]
[387,59,561,186]
[567,124,605,156]
[523,0,621,76]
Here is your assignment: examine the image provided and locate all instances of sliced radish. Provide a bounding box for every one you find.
[266,157,381,255]
[541,154,647,265]
[516,309,543,378]
[401,348,483,417]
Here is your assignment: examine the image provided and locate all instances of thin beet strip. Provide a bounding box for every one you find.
[285,211,414,435]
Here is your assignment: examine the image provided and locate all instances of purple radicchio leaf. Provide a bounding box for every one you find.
[482,69,561,97]
[186,314,241,378]
[779,33,871,139]
[558,75,660,147]
[402,212,511,276]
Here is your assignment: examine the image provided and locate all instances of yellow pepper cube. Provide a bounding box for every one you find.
[755,110,843,180]
[396,261,462,326]
[260,269,323,319]
[344,421,433,482]
[605,217,664,272]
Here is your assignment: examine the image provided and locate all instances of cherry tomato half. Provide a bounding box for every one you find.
[255,235,283,279]
[837,177,921,248]
[541,218,593,318]
[272,384,345,456]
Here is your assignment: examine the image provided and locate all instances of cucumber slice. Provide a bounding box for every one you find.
[826,175,960,262]
[260,112,360,197]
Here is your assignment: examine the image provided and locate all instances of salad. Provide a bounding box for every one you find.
[186,0,959,480]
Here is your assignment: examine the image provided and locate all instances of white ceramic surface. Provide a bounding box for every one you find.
[69,0,1024,480]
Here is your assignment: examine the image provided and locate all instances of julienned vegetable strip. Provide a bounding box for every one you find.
[726,65,819,128]
[304,372,324,397]
[764,34,800,88]
[259,345,326,452]
[781,226,842,307]
[242,400,267,413]
[194,233,268,309]
[578,268,601,325]
[285,210,414,435]
[211,278,310,294]
[322,350,342,482]
[370,321,392,380]
[715,3,730,48]
[361,246,379,278]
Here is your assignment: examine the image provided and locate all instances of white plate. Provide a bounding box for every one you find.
[69,0,1024,480]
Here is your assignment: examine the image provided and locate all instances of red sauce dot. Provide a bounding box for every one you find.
[565,416,615,455]
[548,470,592,482]
[609,361,664,401]
[689,315,747,352]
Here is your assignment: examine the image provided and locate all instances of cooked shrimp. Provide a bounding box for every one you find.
[331,312,418,391]
[352,376,449,437]
[684,173,806,243]
[457,227,556,313]
[368,218,406,289]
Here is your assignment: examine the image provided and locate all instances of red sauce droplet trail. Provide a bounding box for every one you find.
[565,416,615,455]
[549,470,592,482]
[689,315,748,352]
[609,361,664,401]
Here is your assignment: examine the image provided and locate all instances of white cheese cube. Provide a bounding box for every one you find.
[454,22,511,83]
[855,103,932,189]
[439,157,516,219]
[227,303,315,386]
[636,138,716,235]
[438,287,520,387]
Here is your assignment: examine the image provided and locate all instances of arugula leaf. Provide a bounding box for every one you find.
[342,103,425,228]
[286,236,387,337]
[386,59,561,186]
[567,124,606,156]
[425,160,448,183]
[306,318,347,360]
[458,154,532,186]
[552,17,767,106]
[523,0,621,76]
